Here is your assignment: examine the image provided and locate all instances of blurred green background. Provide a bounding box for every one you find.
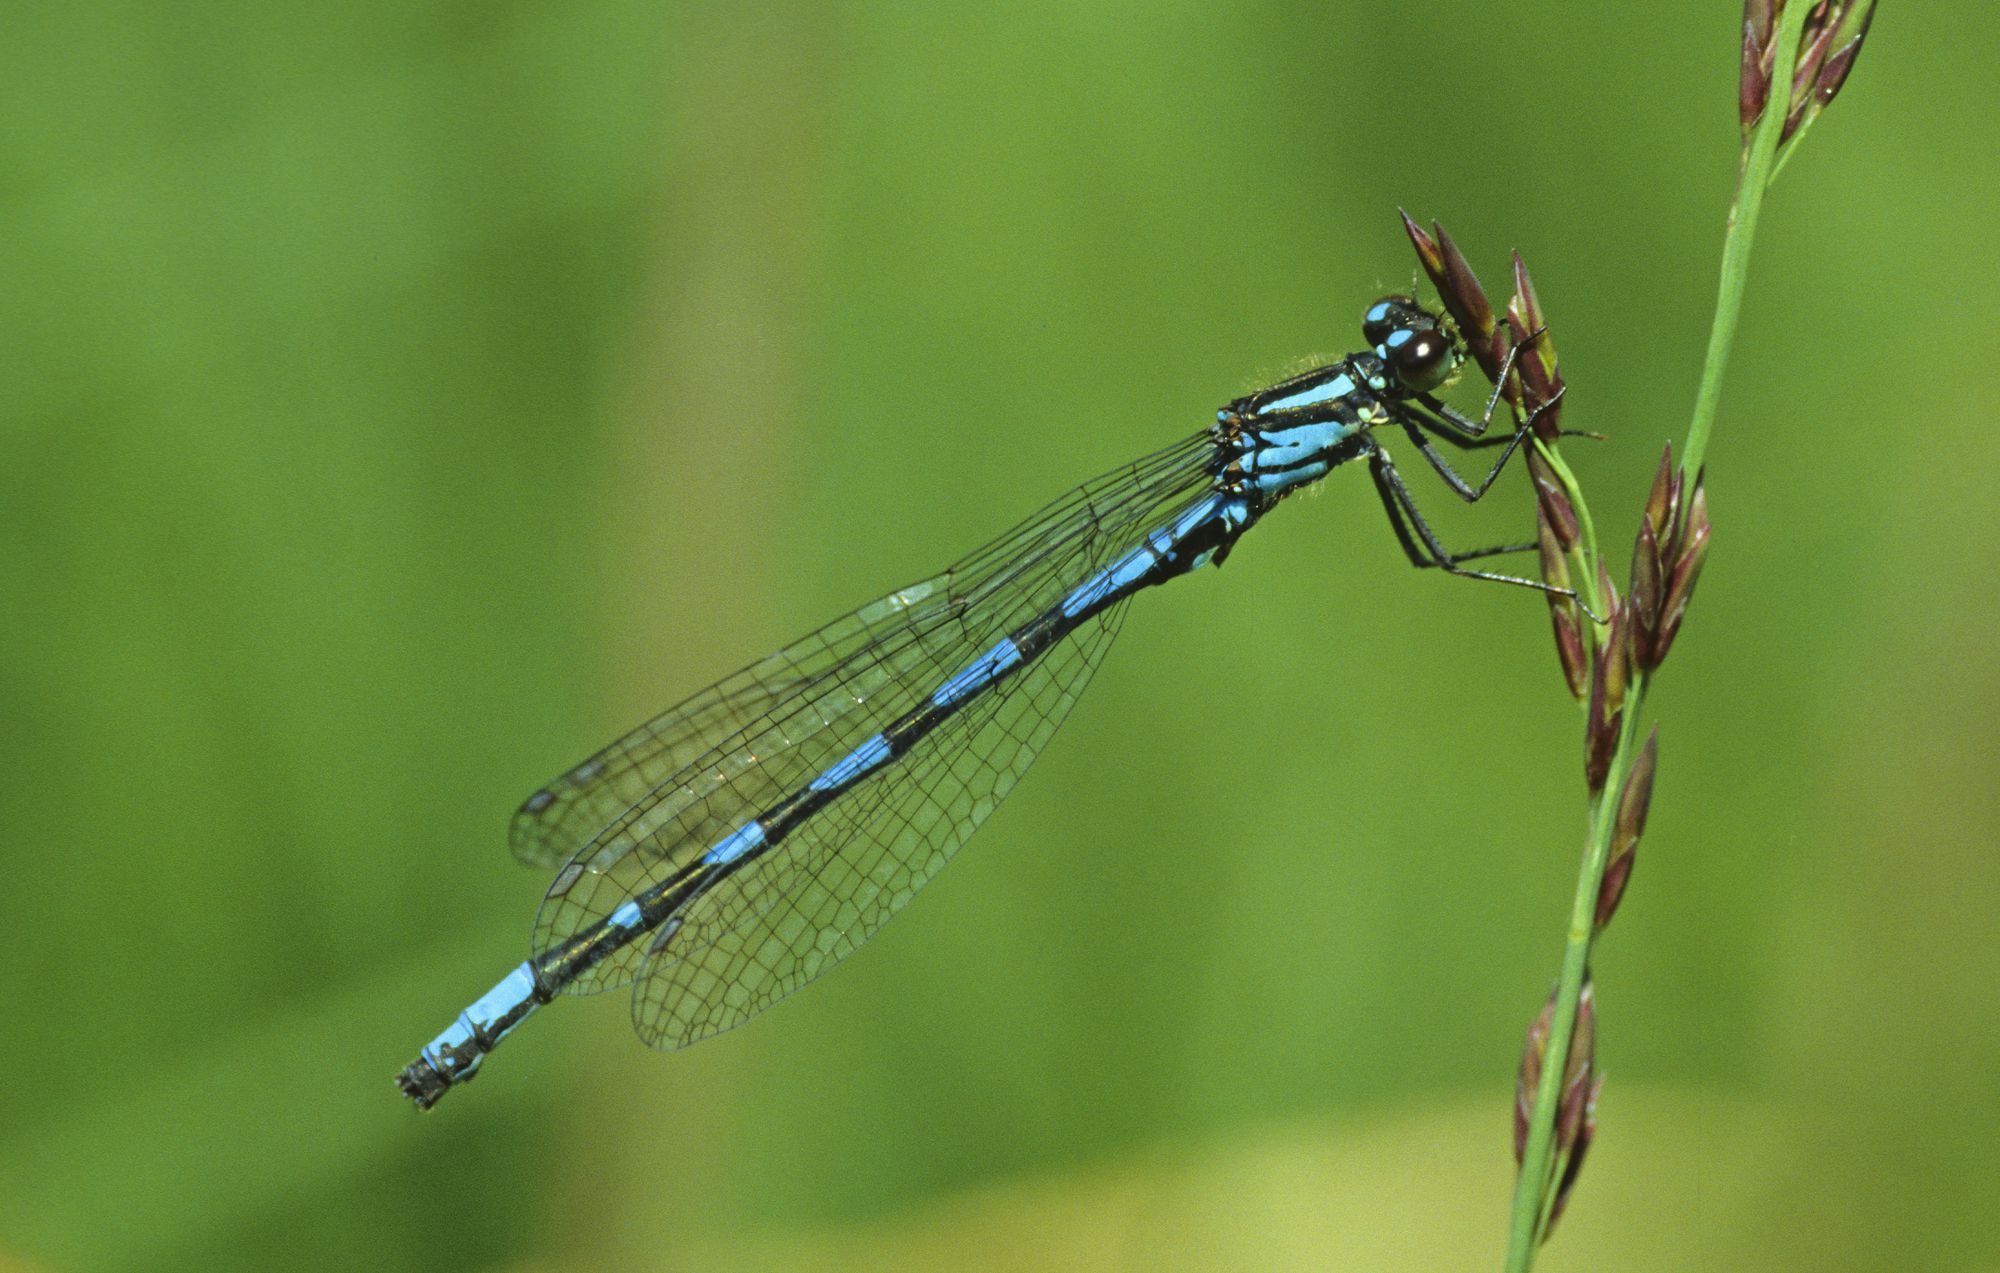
[4,3,1995,1271]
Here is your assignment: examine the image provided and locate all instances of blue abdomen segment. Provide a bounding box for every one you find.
[1058,539,1160,618]
[811,733,895,789]
[1059,492,1240,618]
[930,640,1026,709]
[398,961,545,1108]
[702,819,767,865]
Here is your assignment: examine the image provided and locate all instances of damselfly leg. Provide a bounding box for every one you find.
[1363,426,1600,623]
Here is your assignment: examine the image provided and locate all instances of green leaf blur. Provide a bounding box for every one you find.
[3,3,1992,1270]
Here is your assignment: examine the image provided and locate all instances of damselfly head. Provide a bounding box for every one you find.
[1362,295,1462,395]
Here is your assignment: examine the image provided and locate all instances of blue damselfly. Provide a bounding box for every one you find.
[397,295,1569,1108]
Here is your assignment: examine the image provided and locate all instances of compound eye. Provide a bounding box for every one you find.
[1384,327,1453,393]
[1361,297,1403,348]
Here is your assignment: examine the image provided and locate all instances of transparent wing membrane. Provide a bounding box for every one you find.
[509,432,1212,872]
[634,596,1129,1047]
[526,433,1216,1015]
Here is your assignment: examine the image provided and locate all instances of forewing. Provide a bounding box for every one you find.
[511,668,803,869]
[511,590,925,870]
[630,592,1129,1046]
[511,434,1212,872]
[529,432,1214,996]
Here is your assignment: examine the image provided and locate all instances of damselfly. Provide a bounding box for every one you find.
[397,294,1571,1108]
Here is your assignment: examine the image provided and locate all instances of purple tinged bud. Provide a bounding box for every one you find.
[1784,2,1875,141]
[1597,726,1658,930]
[1744,0,1775,45]
[1515,981,1601,1235]
[1557,982,1596,1152]
[1434,225,1494,332]
[1433,225,1503,381]
[1511,253,1546,334]
[1505,310,1562,438]
[1585,679,1613,795]
[1643,445,1678,544]
[1601,600,1630,713]
[1746,1,1877,147]
[1656,482,1712,664]
[1514,987,1555,1162]
[1553,609,1589,704]
[1798,19,1839,86]
[1814,4,1874,108]
[1584,632,1620,794]
[1781,36,1821,142]
[1399,208,1443,279]
[1630,452,1708,671]
[1541,509,1589,701]
[1536,503,1571,594]
[1525,449,1579,550]
[1585,599,1628,794]
[1630,513,1663,670]
[1547,1074,1605,1235]
[1596,840,1637,934]
[1615,726,1660,849]
[1511,256,1559,378]
[1509,256,1565,439]
[1741,0,1777,130]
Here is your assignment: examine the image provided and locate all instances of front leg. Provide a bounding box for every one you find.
[1395,384,1567,503]
[1363,439,1578,602]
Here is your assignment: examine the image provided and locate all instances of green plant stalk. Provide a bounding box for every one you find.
[1683,0,1811,480]
[1503,677,1647,1264]
[1502,9,1812,1265]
